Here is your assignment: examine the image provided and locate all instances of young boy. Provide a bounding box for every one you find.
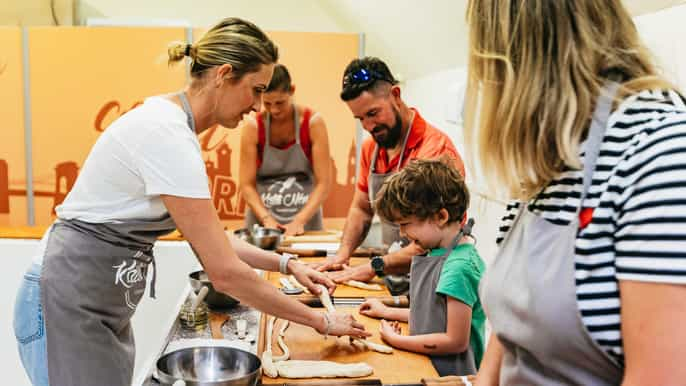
[358,159,485,376]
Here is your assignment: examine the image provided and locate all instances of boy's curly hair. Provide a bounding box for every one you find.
[374,158,469,224]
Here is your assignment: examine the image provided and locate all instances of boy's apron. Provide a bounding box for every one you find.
[410,234,476,376]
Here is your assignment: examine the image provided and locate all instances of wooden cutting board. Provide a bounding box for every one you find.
[266,258,391,298]
[259,307,438,384]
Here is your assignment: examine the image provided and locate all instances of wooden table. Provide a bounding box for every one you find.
[258,307,438,384]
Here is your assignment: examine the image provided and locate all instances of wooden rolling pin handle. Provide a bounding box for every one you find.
[369,296,409,308]
[276,247,328,257]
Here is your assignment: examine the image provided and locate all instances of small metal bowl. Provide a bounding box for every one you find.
[189,271,240,310]
[156,346,261,386]
[232,228,253,244]
[251,227,283,250]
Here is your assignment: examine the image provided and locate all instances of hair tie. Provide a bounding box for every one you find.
[184,44,192,57]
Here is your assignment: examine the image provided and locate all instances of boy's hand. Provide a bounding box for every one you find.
[327,263,376,283]
[359,298,389,319]
[379,320,402,343]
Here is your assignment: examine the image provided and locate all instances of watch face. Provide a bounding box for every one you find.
[371,257,384,270]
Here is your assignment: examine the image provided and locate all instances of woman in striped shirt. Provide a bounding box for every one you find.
[465,1,686,385]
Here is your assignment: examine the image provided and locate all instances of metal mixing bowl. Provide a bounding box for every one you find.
[250,227,283,250]
[232,228,253,244]
[156,346,261,386]
[189,271,240,309]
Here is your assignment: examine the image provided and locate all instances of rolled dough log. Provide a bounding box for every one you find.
[275,360,373,378]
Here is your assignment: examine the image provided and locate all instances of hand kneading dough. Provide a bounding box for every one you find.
[275,360,373,378]
[316,284,394,354]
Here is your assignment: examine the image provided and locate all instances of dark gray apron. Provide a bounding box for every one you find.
[39,92,193,385]
[410,234,476,376]
[368,113,414,295]
[367,112,413,246]
[244,107,323,231]
[480,83,624,385]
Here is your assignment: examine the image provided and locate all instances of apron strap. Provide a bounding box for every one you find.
[293,106,301,145]
[578,82,621,210]
[178,92,196,134]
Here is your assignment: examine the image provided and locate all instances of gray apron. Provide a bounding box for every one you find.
[245,107,323,230]
[368,114,414,295]
[480,83,623,385]
[367,114,413,246]
[410,234,476,377]
[39,92,194,385]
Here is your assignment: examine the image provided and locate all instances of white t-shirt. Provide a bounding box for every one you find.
[56,96,211,223]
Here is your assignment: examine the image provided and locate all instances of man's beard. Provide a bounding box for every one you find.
[371,108,403,148]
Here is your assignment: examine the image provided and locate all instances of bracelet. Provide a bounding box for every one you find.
[279,253,297,274]
[322,313,331,339]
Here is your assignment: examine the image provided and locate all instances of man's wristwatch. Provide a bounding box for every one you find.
[370,256,385,277]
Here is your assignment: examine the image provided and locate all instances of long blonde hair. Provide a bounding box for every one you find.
[167,17,278,80]
[464,0,673,200]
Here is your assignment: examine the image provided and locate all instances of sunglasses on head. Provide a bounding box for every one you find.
[342,68,394,88]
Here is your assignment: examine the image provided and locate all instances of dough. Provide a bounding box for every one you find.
[275,360,373,378]
[344,280,383,291]
[261,316,278,378]
[272,320,290,362]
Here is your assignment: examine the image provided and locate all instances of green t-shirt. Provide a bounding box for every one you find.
[432,243,486,368]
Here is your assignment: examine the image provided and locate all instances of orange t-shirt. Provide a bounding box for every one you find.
[357,108,466,194]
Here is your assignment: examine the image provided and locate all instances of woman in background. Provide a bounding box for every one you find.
[240,64,331,236]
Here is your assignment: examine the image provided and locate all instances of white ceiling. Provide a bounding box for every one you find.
[318,0,686,81]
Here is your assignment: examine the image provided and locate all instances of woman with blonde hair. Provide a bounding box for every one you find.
[466,1,686,385]
[13,17,368,386]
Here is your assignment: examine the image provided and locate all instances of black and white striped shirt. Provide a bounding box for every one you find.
[496,89,686,365]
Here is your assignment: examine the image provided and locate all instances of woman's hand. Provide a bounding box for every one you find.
[289,260,336,295]
[359,298,390,319]
[282,220,305,236]
[261,216,282,230]
[317,312,371,338]
[379,320,402,344]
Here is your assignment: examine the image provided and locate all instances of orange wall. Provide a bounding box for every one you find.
[1,27,359,227]
[0,27,27,226]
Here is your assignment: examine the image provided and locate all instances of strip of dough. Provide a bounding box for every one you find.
[344,280,383,291]
[261,316,278,378]
[272,320,290,362]
[275,360,373,378]
[316,284,394,354]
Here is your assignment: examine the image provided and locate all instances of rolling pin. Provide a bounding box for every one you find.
[275,247,328,257]
[367,295,410,308]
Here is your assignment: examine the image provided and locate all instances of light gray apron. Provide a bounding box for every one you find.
[480,83,624,385]
[39,92,194,386]
[410,233,477,377]
[245,107,323,230]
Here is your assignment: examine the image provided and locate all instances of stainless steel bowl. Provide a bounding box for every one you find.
[232,228,253,244]
[189,271,240,309]
[250,227,283,250]
[156,346,261,386]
